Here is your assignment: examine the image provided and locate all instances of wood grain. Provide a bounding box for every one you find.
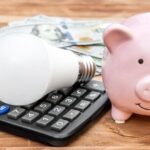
[0,0,149,149]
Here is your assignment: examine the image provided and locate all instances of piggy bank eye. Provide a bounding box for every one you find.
[138,58,144,64]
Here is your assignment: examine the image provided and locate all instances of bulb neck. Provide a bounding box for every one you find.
[77,56,96,82]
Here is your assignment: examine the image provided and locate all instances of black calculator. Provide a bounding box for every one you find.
[0,80,110,146]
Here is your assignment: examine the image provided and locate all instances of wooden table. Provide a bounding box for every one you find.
[0,0,150,149]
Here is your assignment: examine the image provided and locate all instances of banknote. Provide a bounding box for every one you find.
[8,15,112,46]
[0,15,113,75]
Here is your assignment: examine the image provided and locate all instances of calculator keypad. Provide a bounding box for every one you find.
[0,80,110,146]
[4,80,107,134]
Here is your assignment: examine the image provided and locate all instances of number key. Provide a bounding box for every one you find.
[85,91,101,101]
[36,115,54,127]
[34,102,51,113]
[47,93,63,104]
[22,111,39,123]
[8,107,25,119]
[60,96,77,107]
[75,100,90,111]
[48,105,65,116]
[51,119,69,131]
[71,88,87,98]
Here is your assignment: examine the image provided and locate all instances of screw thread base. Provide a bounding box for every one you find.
[77,56,96,82]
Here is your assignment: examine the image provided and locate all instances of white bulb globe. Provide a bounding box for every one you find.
[0,33,95,106]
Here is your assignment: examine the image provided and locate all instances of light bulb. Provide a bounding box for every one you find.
[0,33,96,105]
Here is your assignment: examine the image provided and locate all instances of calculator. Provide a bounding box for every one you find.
[0,80,110,146]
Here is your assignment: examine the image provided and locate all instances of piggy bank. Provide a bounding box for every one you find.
[102,13,150,123]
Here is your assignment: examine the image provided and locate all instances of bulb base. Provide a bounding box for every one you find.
[77,56,96,82]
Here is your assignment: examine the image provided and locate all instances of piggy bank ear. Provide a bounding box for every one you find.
[103,24,133,53]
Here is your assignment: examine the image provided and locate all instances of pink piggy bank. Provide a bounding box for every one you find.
[102,13,150,123]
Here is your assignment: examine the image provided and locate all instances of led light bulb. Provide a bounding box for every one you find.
[0,33,96,105]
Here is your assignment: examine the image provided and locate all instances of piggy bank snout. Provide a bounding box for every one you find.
[136,76,150,102]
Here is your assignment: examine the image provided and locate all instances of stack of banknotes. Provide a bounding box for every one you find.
[0,15,113,75]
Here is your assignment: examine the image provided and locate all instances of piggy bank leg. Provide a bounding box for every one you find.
[111,105,132,124]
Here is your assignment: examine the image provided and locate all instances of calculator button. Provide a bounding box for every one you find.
[47,93,63,104]
[0,105,10,115]
[63,109,80,121]
[34,102,51,113]
[75,100,90,111]
[51,119,69,131]
[8,107,25,119]
[60,96,77,107]
[81,80,105,93]
[22,102,37,109]
[59,87,73,96]
[48,105,65,116]
[71,88,87,98]
[36,115,54,127]
[85,91,101,101]
[22,111,39,123]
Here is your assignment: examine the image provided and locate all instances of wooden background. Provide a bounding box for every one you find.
[0,0,149,149]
